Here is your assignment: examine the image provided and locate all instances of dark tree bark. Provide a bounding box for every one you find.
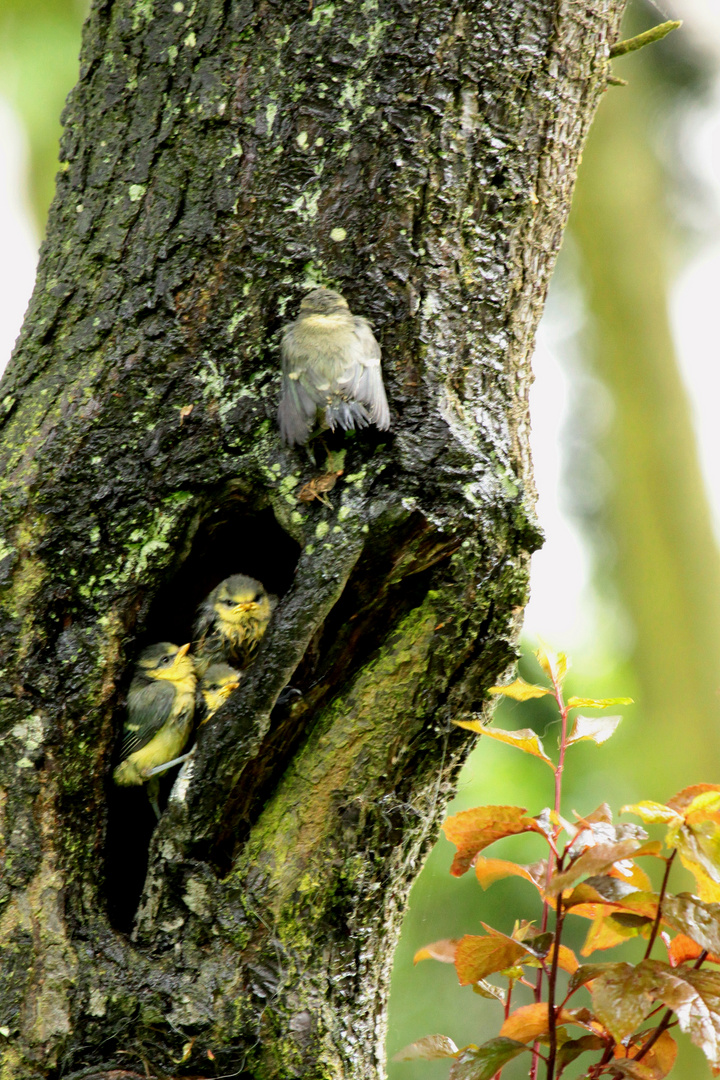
[0,1,624,1077]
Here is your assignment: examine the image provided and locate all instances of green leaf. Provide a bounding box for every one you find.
[472,979,506,1002]
[638,960,720,1069]
[556,1035,604,1074]
[569,962,621,994]
[567,714,622,746]
[546,840,643,895]
[591,962,661,1041]
[456,724,553,767]
[488,678,551,701]
[393,1034,459,1061]
[443,806,545,877]
[663,893,720,956]
[567,696,633,709]
[448,1038,528,1080]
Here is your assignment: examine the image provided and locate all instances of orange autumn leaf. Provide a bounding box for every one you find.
[443,806,544,876]
[499,1003,577,1043]
[475,857,545,891]
[613,1029,677,1079]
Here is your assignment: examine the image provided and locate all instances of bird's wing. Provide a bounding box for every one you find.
[121,680,176,758]
[193,599,216,644]
[278,327,328,445]
[352,317,390,429]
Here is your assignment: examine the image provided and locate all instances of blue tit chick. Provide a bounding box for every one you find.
[277,287,390,446]
[113,642,196,801]
[197,663,243,725]
[193,574,276,672]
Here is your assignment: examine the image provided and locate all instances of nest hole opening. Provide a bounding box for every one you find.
[104,503,300,932]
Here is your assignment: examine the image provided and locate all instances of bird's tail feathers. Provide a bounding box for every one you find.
[326,400,370,431]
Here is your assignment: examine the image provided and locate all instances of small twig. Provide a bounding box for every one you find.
[643,848,676,960]
[610,19,681,58]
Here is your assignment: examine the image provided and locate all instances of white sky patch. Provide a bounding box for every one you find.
[0,97,38,378]
[670,79,720,544]
[523,319,595,651]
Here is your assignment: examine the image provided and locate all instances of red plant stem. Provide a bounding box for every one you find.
[545,895,564,1080]
[532,667,569,1080]
[643,849,676,960]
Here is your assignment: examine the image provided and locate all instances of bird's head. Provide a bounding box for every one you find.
[299,287,349,317]
[138,641,194,684]
[211,574,272,629]
[201,663,242,712]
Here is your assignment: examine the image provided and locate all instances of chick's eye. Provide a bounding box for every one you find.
[160,655,172,666]
[253,592,263,603]
[223,598,235,607]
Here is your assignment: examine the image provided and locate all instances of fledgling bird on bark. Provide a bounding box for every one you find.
[193,574,276,672]
[197,663,243,724]
[113,642,196,817]
[277,287,391,446]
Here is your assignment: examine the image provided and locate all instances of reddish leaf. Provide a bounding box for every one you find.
[582,913,641,955]
[580,803,614,825]
[667,784,720,812]
[613,1029,677,1079]
[567,714,622,746]
[393,1034,459,1061]
[556,945,580,975]
[487,678,551,701]
[443,806,544,877]
[566,878,658,921]
[668,933,720,968]
[546,841,643,895]
[499,1003,578,1043]
[475,856,546,891]
[455,723,554,767]
[454,934,527,985]
[448,1038,527,1080]
[413,938,460,965]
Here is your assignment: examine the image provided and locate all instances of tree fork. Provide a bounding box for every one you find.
[0,0,624,1077]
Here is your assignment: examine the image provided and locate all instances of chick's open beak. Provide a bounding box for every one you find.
[234,601,259,614]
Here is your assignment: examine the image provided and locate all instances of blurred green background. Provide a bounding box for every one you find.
[2,0,720,1077]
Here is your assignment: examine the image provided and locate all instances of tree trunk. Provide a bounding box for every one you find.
[0,1,624,1077]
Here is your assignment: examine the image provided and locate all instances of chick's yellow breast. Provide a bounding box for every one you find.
[124,722,190,776]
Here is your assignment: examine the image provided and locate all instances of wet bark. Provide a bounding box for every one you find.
[0,0,624,1077]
